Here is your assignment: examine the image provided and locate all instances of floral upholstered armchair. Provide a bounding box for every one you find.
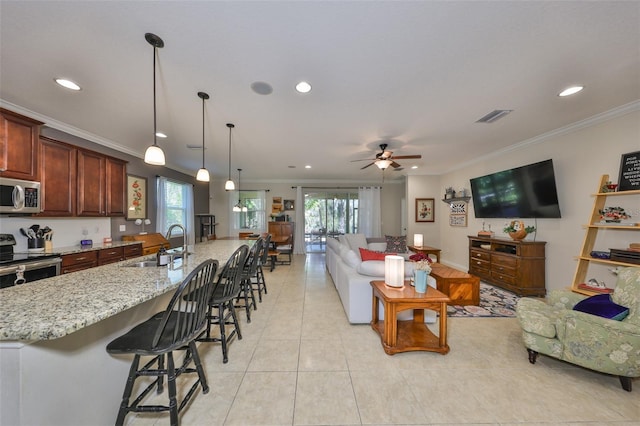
[516,267,640,391]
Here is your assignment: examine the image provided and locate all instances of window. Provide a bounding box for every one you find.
[231,190,266,233]
[156,177,195,244]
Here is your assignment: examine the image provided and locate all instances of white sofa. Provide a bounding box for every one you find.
[326,234,436,324]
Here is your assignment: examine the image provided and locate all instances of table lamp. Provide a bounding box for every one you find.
[385,255,405,288]
[414,234,423,247]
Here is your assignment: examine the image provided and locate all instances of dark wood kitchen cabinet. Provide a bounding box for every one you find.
[38,136,127,217]
[77,149,106,216]
[61,251,98,274]
[98,246,124,266]
[39,136,76,216]
[0,108,43,180]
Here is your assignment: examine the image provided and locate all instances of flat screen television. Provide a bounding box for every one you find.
[469,159,561,218]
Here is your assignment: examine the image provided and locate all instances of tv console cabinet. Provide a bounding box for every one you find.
[468,236,546,296]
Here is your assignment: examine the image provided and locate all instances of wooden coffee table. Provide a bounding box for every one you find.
[370,280,450,355]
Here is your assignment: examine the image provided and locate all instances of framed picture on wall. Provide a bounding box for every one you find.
[284,200,294,210]
[415,198,435,222]
[126,174,147,220]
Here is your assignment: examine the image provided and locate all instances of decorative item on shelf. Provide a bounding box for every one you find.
[409,252,432,293]
[590,250,611,259]
[599,206,629,223]
[477,222,494,237]
[135,218,151,234]
[444,187,455,200]
[384,255,405,288]
[577,278,613,294]
[503,220,536,240]
[601,181,618,193]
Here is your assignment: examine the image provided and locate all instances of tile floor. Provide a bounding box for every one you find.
[127,253,639,425]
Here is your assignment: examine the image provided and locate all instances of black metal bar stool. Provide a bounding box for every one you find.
[106,259,218,426]
[197,245,249,363]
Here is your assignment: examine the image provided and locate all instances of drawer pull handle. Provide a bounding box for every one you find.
[476,253,481,257]
[76,257,86,261]
[476,261,481,265]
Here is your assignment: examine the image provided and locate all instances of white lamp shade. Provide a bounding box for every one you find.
[242,206,248,212]
[375,159,393,170]
[414,234,423,247]
[225,179,235,191]
[144,145,165,165]
[232,205,241,212]
[384,255,405,288]
[196,168,210,182]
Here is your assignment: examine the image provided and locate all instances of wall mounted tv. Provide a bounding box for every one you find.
[469,159,562,218]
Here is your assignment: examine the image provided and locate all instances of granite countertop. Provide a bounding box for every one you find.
[0,239,253,341]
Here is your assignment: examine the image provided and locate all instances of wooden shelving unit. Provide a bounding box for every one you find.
[571,174,640,295]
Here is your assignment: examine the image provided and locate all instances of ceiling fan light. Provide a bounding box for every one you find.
[196,168,210,182]
[375,159,393,170]
[144,144,165,165]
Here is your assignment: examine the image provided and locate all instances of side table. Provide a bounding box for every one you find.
[370,280,450,355]
[407,245,441,263]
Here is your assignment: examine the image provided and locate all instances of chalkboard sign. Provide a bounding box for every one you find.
[618,151,640,191]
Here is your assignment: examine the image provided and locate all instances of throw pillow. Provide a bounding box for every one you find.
[359,247,395,261]
[573,294,630,321]
[345,233,369,256]
[385,235,407,253]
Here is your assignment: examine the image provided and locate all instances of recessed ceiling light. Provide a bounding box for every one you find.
[295,81,312,93]
[55,78,81,91]
[305,165,311,169]
[155,132,167,138]
[411,165,418,169]
[558,86,584,97]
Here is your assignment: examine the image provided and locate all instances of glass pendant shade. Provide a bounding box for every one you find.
[196,168,210,182]
[144,145,165,165]
[232,204,241,212]
[375,159,392,170]
[225,123,235,191]
[225,179,235,191]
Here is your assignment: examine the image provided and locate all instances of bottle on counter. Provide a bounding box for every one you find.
[156,247,169,266]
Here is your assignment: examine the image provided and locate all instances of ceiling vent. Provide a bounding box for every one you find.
[476,109,513,123]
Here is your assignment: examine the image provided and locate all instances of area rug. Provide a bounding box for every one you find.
[446,282,520,317]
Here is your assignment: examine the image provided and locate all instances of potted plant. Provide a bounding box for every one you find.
[503,220,536,240]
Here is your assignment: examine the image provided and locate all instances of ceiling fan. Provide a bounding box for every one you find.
[351,143,422,170]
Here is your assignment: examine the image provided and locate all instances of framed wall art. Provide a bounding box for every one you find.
[415,198,435,222]
[618,150,640,191]
[126,174,147,220]
[284,199,295,210]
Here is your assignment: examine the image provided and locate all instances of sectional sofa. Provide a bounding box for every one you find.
[325,234,436,324]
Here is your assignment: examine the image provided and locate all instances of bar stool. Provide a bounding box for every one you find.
[253,234,270,302]
[235,238,263,322]
[106,259,218,426]
[197,245,249,363]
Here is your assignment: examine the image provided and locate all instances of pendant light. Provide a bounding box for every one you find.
[195,91,210,182]
[143,33,166,165]
[233,168,248,212]
[224,123,235,191]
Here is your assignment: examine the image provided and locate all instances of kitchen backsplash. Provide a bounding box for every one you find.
[0,217,111,252]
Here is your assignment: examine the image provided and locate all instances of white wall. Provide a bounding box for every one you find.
[438,106,640,292]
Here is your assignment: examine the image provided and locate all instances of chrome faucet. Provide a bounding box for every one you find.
[165,224,188,259]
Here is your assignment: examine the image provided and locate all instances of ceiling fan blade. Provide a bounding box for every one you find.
[360,162,375,170]
[390,161,401,168]
[391,154,422,160]
[351,158,376,162]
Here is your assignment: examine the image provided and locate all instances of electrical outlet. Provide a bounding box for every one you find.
[119,225,126,232]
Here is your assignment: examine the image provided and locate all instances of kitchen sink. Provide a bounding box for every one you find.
[122,260,159,268]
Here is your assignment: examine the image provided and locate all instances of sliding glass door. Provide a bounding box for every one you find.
[304,190,358,252]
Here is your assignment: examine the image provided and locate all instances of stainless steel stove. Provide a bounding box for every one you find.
[0,234,62,288]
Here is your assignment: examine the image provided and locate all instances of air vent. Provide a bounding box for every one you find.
[186,144,203,150]
[476,109,513,123]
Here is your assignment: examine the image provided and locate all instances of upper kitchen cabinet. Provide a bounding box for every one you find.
[0,108,43,181]
[77,149,106,216]
[38,136,127,217]
[39,136,76,216]
[105,157,127,216]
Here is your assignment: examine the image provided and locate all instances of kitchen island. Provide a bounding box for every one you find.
[0,238,251,426]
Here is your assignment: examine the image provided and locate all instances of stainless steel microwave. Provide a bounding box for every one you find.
[0,177,41,214]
